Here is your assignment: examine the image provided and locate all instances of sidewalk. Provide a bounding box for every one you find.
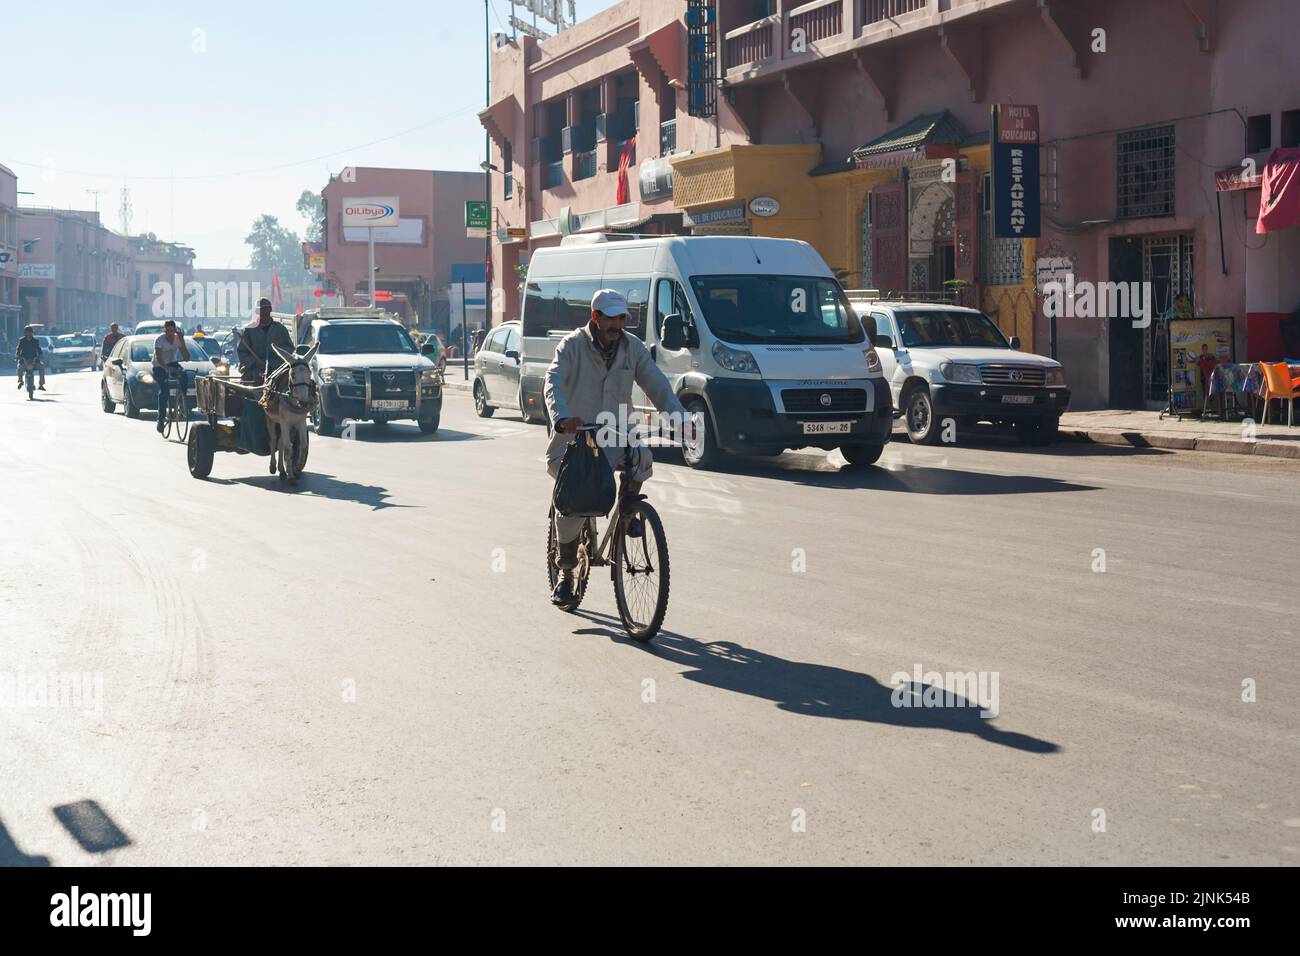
[1059,409,1300,459]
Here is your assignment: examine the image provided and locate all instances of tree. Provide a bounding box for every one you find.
[244,214,310,283]
[296,190,324,243]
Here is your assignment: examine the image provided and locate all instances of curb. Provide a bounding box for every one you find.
[1059,427,1299,459]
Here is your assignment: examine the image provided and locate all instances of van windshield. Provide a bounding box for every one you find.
[895,310,1010,348]
[689,275,864,345]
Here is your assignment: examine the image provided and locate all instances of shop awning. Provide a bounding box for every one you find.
[850,110,970,169]
[1256,147,1300,234]
[628,20,684,88]
[478,94,521,152]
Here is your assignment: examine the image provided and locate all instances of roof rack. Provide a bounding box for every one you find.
[843,288,964,306]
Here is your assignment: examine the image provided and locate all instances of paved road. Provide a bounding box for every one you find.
[1,368,1297,866]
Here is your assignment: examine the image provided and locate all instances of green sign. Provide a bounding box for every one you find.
[465,201,489,230]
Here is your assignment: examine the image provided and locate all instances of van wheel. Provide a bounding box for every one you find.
[682,398,722,470]
[312,396,337,437]
[840,444,884,467]
[474,380,494,418]
[904,387,942,445]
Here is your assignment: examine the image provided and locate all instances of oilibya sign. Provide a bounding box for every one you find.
[341,197,400,229]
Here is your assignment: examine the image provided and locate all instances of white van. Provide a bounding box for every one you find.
[520,235,892,468]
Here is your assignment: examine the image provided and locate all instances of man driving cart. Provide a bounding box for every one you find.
[237,298,293,385]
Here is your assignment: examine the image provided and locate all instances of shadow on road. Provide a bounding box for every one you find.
[0,818,50,866]
[52,799,132,854]
[208,472,413,510]
[571,610,1059,753]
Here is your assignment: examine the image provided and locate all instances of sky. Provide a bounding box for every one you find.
[6,0,624,268]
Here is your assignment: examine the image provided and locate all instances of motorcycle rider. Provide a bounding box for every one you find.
[101,322,125,365]
[544,289,690,607]
[15,326,45,393]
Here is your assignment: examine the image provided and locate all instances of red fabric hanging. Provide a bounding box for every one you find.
[615,136,636,206]
[1256,147,1300,234]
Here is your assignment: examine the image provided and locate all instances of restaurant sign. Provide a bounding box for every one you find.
[990,104,1041,238]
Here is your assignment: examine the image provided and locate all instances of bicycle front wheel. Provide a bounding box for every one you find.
[173,391,190,442]
[612,499,670,642]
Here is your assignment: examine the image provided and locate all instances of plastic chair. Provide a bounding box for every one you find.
[1259,362,1300,426]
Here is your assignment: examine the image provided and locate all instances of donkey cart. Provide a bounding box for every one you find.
[187,372,312,484]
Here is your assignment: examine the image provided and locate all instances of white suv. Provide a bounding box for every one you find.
[848,295,1069,446]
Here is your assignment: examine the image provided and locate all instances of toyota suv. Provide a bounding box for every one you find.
[296,309,443,436]
[847,295,1069,446]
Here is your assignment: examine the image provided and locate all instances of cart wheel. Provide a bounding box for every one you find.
[188,423,216,479]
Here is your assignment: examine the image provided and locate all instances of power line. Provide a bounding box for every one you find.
[8,102,482,183]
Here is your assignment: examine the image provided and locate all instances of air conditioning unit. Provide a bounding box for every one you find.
[633,101,641,130]
[595,113,608,143]
[561,126,575,154]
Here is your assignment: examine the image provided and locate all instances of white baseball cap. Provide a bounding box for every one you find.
[591,288,629,318]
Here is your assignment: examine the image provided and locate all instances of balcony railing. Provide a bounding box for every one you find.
[723,17,774,71]
[863,0,927,26]
[544,161,565,190]
[660,119,677,156]
[573,149,597,182]
[789,0,842,46]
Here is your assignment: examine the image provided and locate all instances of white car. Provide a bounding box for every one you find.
[847,295,1070,446]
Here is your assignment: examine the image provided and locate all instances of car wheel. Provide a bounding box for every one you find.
[101,382,116,414]
[518,384,539,423]
[123,386,141,419]
[682,398,722,470]
[474,380,494,418]
[840,443,884,467]
[312,396,336,437]
[904,387,941,445]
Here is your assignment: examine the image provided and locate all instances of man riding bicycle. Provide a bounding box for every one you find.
[152,319,191,433]
[15,326,45,393]
[545,288,689,607]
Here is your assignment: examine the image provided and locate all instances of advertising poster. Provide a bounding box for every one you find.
[1169,317,1234,413]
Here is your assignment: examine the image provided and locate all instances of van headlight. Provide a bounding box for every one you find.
[420,368,442,384]
[939,362,982,385]
[712,342,760,374]
[863,348,882,374]
[1045,367,1067,386]
[321,368,355,385]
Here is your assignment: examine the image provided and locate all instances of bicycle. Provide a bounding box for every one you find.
[161,362,190,442]
[546,424,671,642]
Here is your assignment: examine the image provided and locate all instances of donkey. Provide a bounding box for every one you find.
[262,343,318,485]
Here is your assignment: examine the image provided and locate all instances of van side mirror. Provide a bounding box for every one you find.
[420,342,436,357]
[1009,335,1022,350]
[661,314,687,351]
[860,315,878,342]
[295,343,311,357]
[875,334,895,350]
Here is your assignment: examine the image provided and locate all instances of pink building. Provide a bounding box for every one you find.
[18,208,134,333]
[0,163,20,345]
[129,234,195,327]
[482,0,1300,409]
[318,167,485,330]
[481,0,740,327]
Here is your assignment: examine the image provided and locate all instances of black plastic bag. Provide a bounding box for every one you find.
[553,433,617,517]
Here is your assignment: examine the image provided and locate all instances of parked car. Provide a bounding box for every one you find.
[518,235,892,468]
[846,294,1070,446]
[296,310,443,435]
[100,334,214,418]
[48,333,98,373]
[473,321,539,422]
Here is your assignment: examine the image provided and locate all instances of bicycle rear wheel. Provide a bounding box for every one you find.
[547,505,593,612]
[612,499,670,642]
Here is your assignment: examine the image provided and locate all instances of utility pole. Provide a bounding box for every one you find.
[119,186,132,236]
[484,0,492,343]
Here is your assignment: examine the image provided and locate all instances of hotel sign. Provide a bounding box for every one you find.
[683,202,747,227]
[991,104,1041,238]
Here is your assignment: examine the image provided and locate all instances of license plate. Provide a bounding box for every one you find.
[1001,394,1034,404]
[803,421,852,435]
[371,399,409,411]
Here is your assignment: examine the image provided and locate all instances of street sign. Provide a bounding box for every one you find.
[467,227,489,240]
[465,200,490,230]
[341,197,399,229]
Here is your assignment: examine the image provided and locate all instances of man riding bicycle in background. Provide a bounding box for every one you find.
[152,319,190,433]
[15,326,45,392]
[545,288,690,607]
